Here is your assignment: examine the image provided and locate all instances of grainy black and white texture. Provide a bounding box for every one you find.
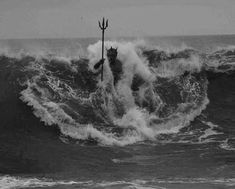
[0,1,235,189]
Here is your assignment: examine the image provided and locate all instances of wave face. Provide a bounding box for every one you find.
[1,40,235,146]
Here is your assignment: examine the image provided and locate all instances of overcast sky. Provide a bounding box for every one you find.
[0,0,234,39]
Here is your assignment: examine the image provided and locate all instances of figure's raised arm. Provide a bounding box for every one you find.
[94,58,105,70]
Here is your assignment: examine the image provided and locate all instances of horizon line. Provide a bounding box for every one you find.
[0,33,235,41]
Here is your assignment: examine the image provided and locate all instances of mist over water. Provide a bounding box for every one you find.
[0,35,235,189]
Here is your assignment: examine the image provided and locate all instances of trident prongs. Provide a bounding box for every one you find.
[99,17,108,31]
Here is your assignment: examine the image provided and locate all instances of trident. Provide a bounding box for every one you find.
[98,17,108,81]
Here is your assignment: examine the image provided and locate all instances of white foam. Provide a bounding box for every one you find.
[199,121,223,143]
[220,139,235,151]
[92,178,235,188]
[155,55,202,78]
[152,177,235,186]
[20,84,142,146]
[0,175,85,189]
[95,180,161,189]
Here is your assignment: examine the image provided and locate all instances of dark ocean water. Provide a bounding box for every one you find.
[0,35,235,189]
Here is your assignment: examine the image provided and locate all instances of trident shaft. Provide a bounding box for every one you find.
[98,17,108,81]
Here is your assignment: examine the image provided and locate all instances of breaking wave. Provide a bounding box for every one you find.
[1,40,235,146]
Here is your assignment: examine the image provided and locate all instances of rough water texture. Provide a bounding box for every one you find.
[0,36,235,188]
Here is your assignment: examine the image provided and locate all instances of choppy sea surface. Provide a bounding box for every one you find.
[0,35,235,189]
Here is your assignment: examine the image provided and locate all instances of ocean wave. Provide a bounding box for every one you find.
[0,40,235,146]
